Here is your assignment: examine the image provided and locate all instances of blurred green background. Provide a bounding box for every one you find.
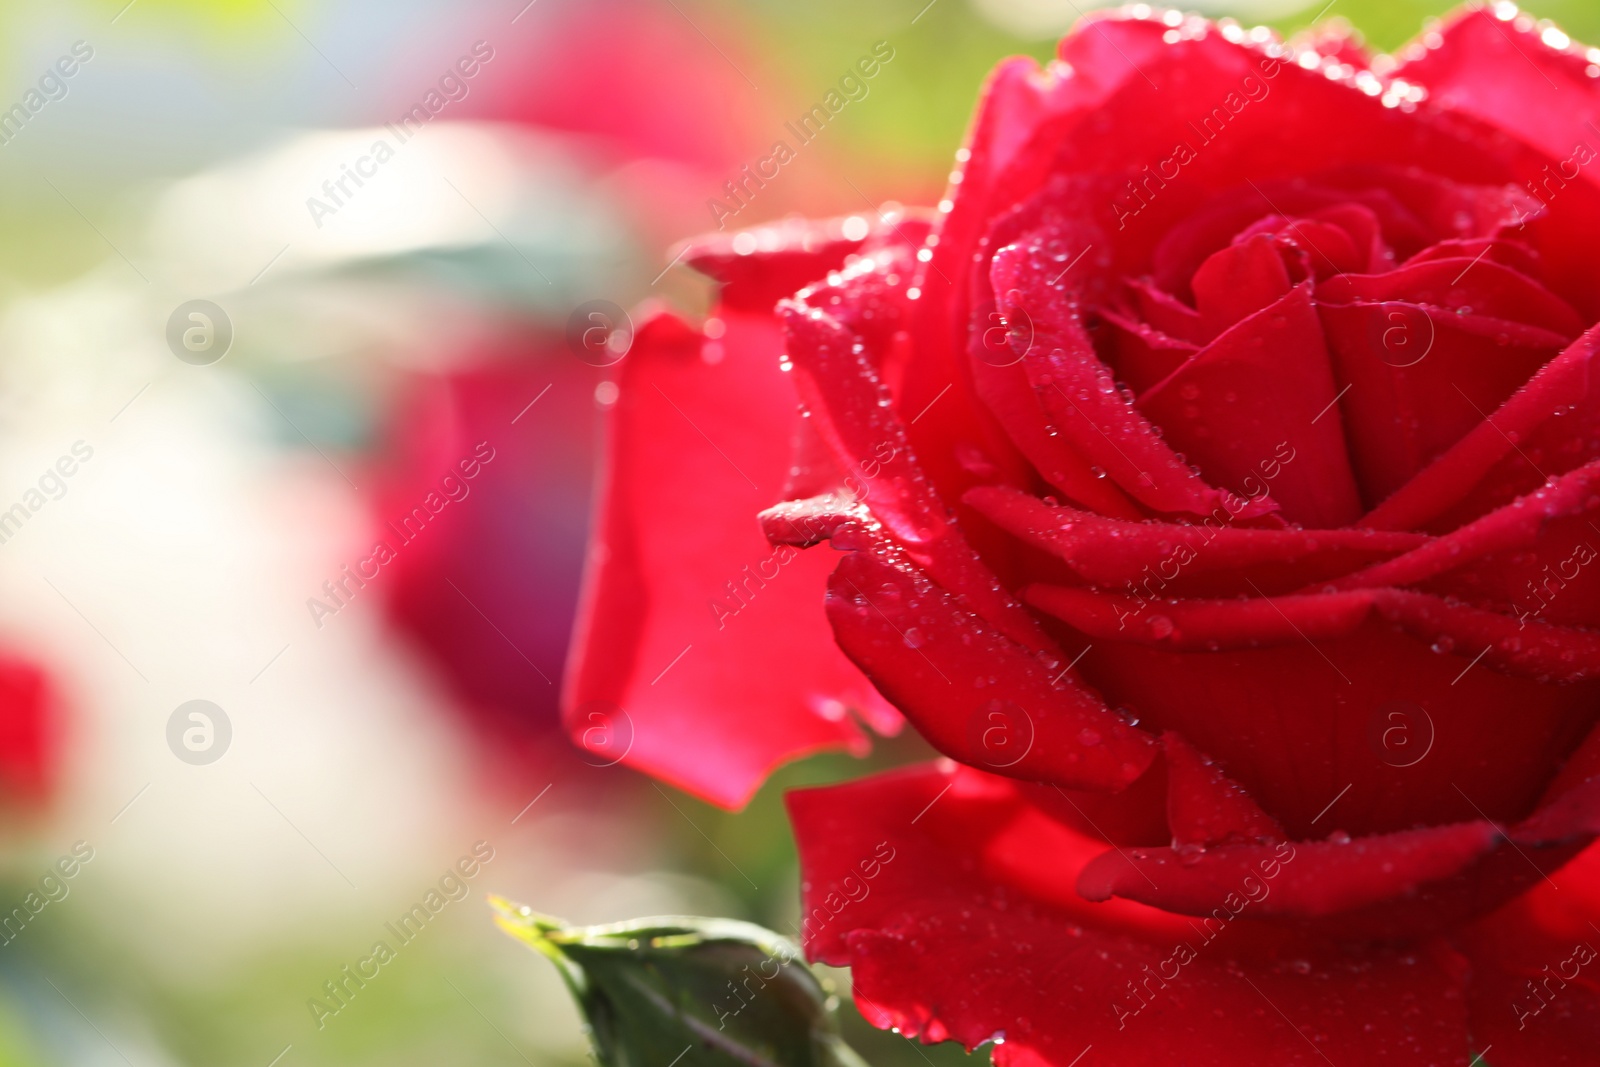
[0,1,1586,1066]
[14,0,1600,290]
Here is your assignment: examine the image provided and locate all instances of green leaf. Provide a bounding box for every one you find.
[491,896,871,1067]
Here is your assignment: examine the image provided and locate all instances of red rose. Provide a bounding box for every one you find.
[567,6,1600,1063]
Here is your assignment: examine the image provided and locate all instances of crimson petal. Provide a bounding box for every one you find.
[1024,583,1600,838]
[1188,232,1293,337]
[907,58,1092,531]
[1129,277,1207,344]
[825,546,1154,792]
[564,310,891,808]
[1362,324,1600,532]
[1097,305,1197,398]
[780,294,1053,654]
[966,484,1424,595]
[990,212,1274,520]
[788,762,1476,1066]
[1162,731,1284,847]
[1396,6,1600,319]
[1454,844,1600,1066]
[967,183,1151,520]
[969,337,1147,519]
[684,216,868,312]
[1334,458,1600,627]
[1317,300,1569,507]
[1028,582,1600,683]
[1078,821,1501,920]
[1138,284,1364,527]
[1079,807,1593,939]
[1404,236,1543,276]
[1317,258,1582,336]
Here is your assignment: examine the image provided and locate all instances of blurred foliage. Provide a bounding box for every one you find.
[80,0,295,33]
[1285,0,1600,50]
[9,0,1600,288]
[703,0,1600,181]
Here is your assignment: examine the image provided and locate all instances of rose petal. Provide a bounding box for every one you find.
[1150,166,1540,307]
[1162,731,1284,847]
[966,484,1425,595]
[1087,760,1600,934]
[1333,458,1600,627]
[908,58,1092,532]
[989,200,1275,520]
[1455,844,1600,1066]
[788,762,1475,1065]
[1362,323,1600,532]
[1068,32,1453,205]
[1515,771,1600,846]
[1129,276,1207,344]
[684,216,869,312]
[1024,583,1600,838]
[1307,203,1388,272]
[780,291,1053,653]
[1138,284,1364,527]
[1395,8,1600,184]
[1315,258,1583,337]
[1313,164,1542,248]
[1078,822,1501,919]
[1026,583,1600,682]
[1079,810,1593,939]
[758,492,865,548]
[969,330,1147,519]
[1050,18,1546,280]
[825,545,1154,792]
[1404,236,1544,277]
[1396,6,1600,319]
[1538,715,1600,810]
[564,310,890,808]
[1275,217,1366,280]
[1097,305,1198,398]
[923,56,1094,348]
[1019,768,1172,849]
[1317,300,1569,507]
[1374,586,1600,683]
[1189,232,1294,337]
[967,179,1152,520]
